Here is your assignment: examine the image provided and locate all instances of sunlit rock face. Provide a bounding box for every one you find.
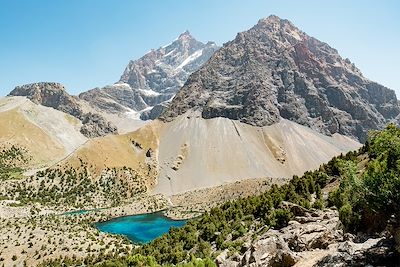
[161,15,400,142]
[80,32,219,117]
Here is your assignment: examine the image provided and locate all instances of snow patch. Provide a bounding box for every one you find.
[286,29,302,41]
[176,49,203,70]
[124,109,141,120]
[112,83,131,89]
[138,88,161,97]
[147,69,157,74]
[163,49,176,58]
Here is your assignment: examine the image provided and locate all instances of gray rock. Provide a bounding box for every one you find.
[80,113,118,138]
[140,102,170,121]
[160,15,400,142]
[316,238,399,267]
[9,82,118,138]
[79,83,147,113]
[9,82,83,118]
[218,206,399,267]
[241,235,298,267]
[80,32,220,117]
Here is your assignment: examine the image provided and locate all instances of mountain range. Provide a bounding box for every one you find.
[4,16,398,193]
[6,15,393,194]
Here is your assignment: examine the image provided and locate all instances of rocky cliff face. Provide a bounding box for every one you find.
[9,82,83,118]
[160,15,400,142]
[9,82,117,138]
[79,83,147,113]
[80,31,219,116]
[80,112,118,138]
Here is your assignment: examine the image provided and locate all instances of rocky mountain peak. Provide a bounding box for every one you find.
[256,14,292,26]
[118,31,219,90]
[160,15,400,142]
[9,82,65,99]
[78,32,217,120]
[9,82,80,116]
[177,30,193,40]
[9,82,118,138]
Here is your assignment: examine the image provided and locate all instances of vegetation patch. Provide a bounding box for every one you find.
[0,145,28,180]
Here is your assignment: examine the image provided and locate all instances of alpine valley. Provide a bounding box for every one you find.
[1,15,399,267]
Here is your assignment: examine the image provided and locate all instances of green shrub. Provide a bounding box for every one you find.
[330,124,400,233]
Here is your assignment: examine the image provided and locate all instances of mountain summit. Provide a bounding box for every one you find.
[80,32,219,118]
[161,15,399,141]
[118,30,219,102]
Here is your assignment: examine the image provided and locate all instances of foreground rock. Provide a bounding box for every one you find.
[217,204,399,267]
[161,15,400,142]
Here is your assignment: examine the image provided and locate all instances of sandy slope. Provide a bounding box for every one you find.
[154,113,361,195]
[101,110,150,134]
[0,96,87,167]
[61,122,161,188]
[63,111,360,196]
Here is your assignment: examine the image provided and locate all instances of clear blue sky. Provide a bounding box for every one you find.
[0,0,399,96]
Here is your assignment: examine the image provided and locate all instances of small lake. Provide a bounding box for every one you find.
[63,208,105,216]
[63,209,91,215]
[95,211,187,244]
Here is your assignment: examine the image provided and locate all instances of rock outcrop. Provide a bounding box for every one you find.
[80,31,219,116]
[79,113,118,138]
[9,82,118,138]
[160,15,400,142]
[217,203,399,267]
[139,102,170,121]
[9,82,82,118]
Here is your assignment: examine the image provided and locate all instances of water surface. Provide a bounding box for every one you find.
[95,211,187,243]
[63,209,91,215]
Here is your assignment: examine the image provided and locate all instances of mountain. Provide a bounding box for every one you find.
[79,83,147,114]
[1,15,399,267]
[56,16,373,196]
[8,82,118,138]
[160,15,400,142]
[80,31,220,119]
[0,96,87,168]
[7,33,219,139]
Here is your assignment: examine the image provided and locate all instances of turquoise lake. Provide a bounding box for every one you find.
[95,212,187,244]
[63,209,91,215]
